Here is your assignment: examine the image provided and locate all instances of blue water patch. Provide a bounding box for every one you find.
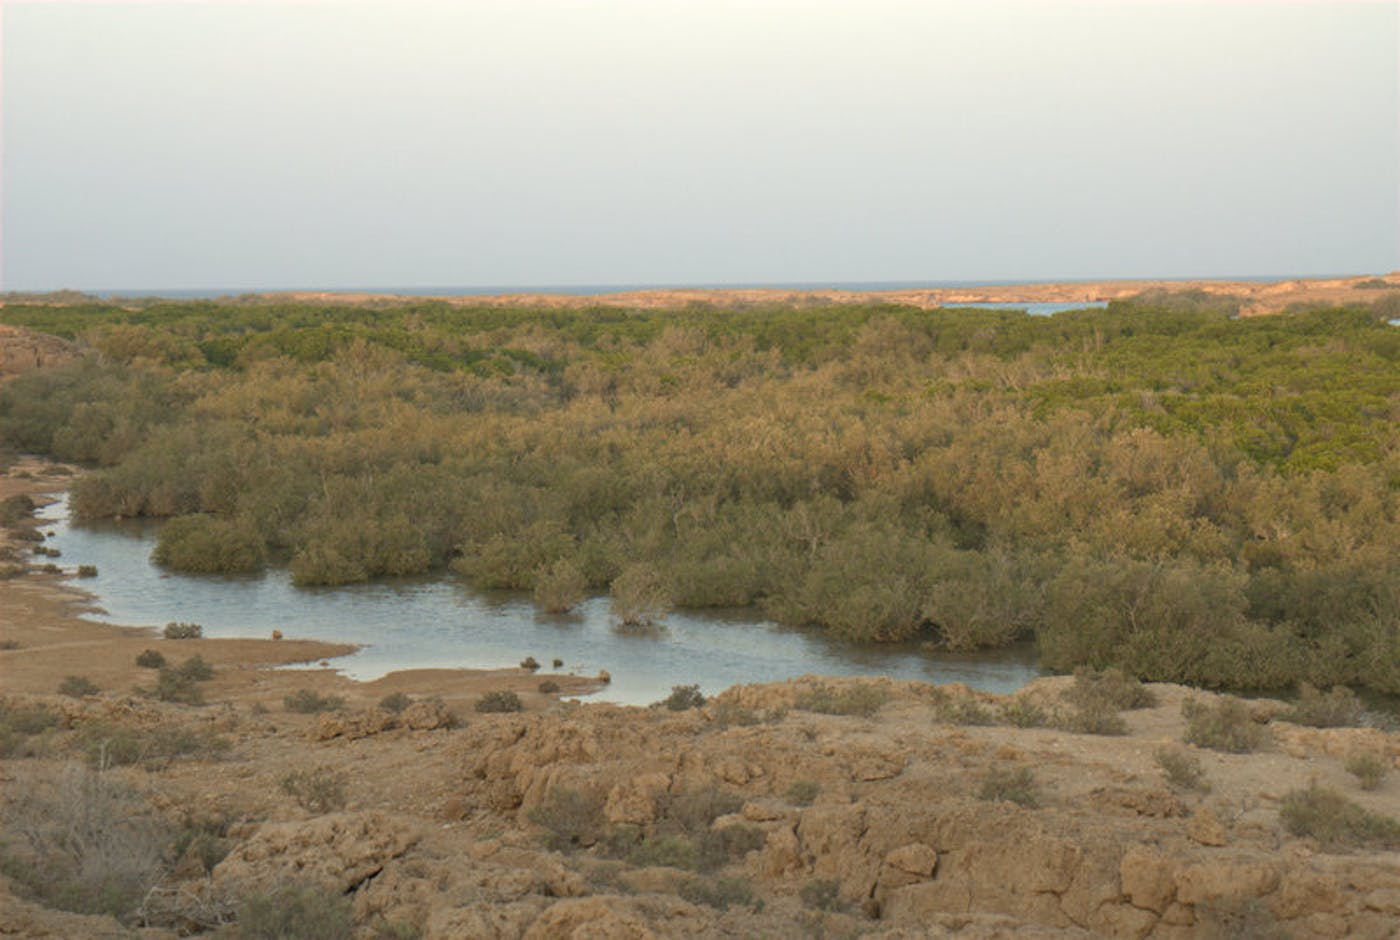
[38,497,1045,706]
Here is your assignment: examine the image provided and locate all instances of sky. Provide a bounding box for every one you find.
[2,0,1397,292]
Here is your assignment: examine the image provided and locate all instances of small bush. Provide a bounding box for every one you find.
[134,649,166,669]
[977,766,1040,807]
[1345,752,1389,791]
[537,680,561,694]
[529,788,605,851]
[475,690,523,713]
[679,876,756,910]
[711,701,784,728]
[799,878,847,912]
[1284,684,1363,728]
[610,563,671,627]
[152,513,266,575]
[1066,667,1155,710]
[58,675,99,698]
[236,883,353,940]
[1058,699,1129,736]
[378,692,412,714]
[174,654,214,682]
[1155,745,1209,792]
[79,723,230,770]
[283,689,344,714]
[0,493,35,525]
[1000,699,1050,728]
[794,682,889,718]
[660,786,743,834]
[280,768,348,814]
[163,621,202,640]
[0,702,59,759]
[629,834,699,870]
[152,668,203,705]
[76,565,98,578]
[1279,783,1400,849]
[937,698,995,726]
[520,656,540,671]
[0,639,20,650]
[1182,697,1269,753]
[785,780,820,806]
[533,558,587,614]
[552,658,564,668]
[0,765,170,921]
[662,684,706,712]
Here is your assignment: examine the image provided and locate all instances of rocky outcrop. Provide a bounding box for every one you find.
[211,811,420,896]
[0,325,77,382]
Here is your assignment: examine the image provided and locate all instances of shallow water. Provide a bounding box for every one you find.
[38,496,1045,706]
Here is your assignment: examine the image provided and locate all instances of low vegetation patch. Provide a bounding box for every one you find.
[378,691,412,714]
[283,689,345,714]
[135,649,166,669]
[78,722,230,770]
[1283,684,1364,728]
[1155,745,1210,792]
[280,767,349,814]
[0,765,171,923]
[999,699,1050,728]
[1279,783,1400,849]
[236,882,354,940]
[475,690,523,713]
[1182,696,1269,753]
[1057,699,1129,736]
[794,682,889,718]
[799,878,847,912]
[529,788,606,851]
[785,780,820,806]
[679,876,757,910]
[1065,667,1156,710]
[661,684,706,711]
[1345,752,1389,791]
[0,701,59,759]
[977,766,1040,808]
[537,679,561,694]
[58,675,99,698]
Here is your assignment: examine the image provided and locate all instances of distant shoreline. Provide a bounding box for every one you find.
[3,272,1396,317]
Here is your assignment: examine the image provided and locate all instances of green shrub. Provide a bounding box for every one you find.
[1058,699,1129,736]
[1279,783,1400,849]
[58,675,99,698]
[283,689,344,714]
[610,563,671,628]
[1182,697,1269,753]
[236,883,354,940]
[152,668,204,705]
[163,621,202,640]
[475,690,523,713]
[537,680,561,694]
[1000,699,1050,728]
[134,649,166,669]
[76,564,98,578]
[0,702,59,758]
[528,788,605,851]
[171,816,233,875]
[794,682,888,718]
[378,692,412,714]
[0,494,35,525]
[1284,684,1363,728]
[533,558,587,614]
[1345,752,1389,791]
[520,656,540,671]
[1197,897,1291,940]
[785,780,820,806]
[629,834,699,870]
[174,654,214,682]
[679,876,756,910]
[152,514,266,574]
[936,698,995,726]
[661,684,706,711]
[280,768,348,814]
[1065,667,1156,710]
[1155,745,1209,792]
[659,786,743,833]
[977,766,1040,807]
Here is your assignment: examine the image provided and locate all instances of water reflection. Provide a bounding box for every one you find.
[39,495,1045,706]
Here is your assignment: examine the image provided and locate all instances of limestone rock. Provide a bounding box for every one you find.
[886,843,939,878]
[212,811,420,895]
[1119,846,1176,913]
[522,897,657,940]
[401,699,456,730]
[314,708,395,741]
[1187,806,1228,847]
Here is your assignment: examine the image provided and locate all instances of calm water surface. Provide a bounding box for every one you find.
[39,496,1044,706]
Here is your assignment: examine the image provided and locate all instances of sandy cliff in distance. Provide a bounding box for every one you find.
[0,324,78,382]
[2,460,1399,940]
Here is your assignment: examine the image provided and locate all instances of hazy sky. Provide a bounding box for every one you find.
[3,1,1397,291]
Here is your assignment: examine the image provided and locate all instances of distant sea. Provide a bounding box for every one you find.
[91,274,1315,301]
